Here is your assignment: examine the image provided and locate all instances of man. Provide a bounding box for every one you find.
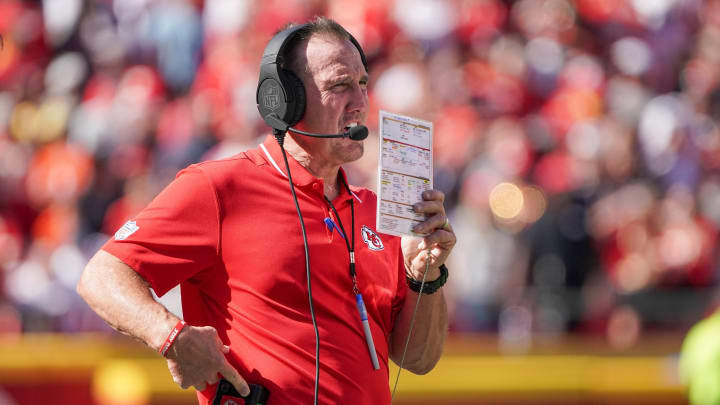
[77,17,455,405]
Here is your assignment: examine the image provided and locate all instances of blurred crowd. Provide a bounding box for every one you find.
[1,0,720,351]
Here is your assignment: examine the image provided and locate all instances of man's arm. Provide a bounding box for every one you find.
[389,282,448,374]
[389,190,454,374]
[77,250,249,395]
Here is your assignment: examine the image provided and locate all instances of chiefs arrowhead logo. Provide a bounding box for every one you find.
[361,225,384,251]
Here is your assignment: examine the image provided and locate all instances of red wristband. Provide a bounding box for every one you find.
[159,320,187,357]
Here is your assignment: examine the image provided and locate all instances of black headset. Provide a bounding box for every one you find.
[256,23,368,133]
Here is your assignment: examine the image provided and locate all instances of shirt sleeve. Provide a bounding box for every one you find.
[102,166,219,297]
[390,245,408,327]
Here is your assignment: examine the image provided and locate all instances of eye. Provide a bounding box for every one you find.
[330,82,348,92]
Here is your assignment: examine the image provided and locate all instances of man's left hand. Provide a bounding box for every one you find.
[401,190,456,282]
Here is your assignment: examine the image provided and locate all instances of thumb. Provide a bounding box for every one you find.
[220,361,250,397]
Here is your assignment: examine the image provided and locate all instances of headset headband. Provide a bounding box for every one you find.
[260,24,368,73]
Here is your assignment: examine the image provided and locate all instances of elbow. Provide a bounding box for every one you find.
[400,352,442,375]
[76,261,99,303]
[390,324,448,375]
[413,364,437,375]
[76,251,107,302]
[391,340,444,375]
[403,363,435,375]
[76,266,90,300]
[76,272,85,298]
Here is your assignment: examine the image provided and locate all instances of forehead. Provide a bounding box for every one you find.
[300,35,366,81]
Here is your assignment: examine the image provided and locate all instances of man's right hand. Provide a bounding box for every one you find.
[76,252,248,395]
[164,324,250,396]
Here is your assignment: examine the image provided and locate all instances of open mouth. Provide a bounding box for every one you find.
[343,122,359,132]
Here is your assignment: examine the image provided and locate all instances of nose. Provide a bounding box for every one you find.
[347,81,368,115]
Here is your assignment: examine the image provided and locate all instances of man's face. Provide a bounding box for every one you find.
[292,34,368,166]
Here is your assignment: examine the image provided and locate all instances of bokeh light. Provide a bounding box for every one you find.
[489,182,524,220]
[611,37,652,76]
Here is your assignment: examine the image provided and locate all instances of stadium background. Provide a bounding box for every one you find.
[0,0,718,403]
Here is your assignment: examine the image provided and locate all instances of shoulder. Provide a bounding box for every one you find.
[183,151,254,174]
[179,147,269,184]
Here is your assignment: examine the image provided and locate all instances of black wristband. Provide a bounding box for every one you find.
[406,264,448,295]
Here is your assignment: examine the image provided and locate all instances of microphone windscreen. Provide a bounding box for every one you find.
[348,125,369,141]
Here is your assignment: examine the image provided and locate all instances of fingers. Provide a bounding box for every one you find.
[166,325,247,395]
[413,190,445,215]
[403,189,456,278]
[412,199,444,216]
[413,213,449,235]
[412,190,452,235]
[419,228,456,250]
[207,372,221,386]
[191,371,220,393]
[421,189,445,202]
[220,362,250,397]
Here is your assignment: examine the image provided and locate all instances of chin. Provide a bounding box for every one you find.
[337,141,364,163]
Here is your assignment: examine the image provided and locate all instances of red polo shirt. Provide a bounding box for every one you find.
[103,135,407,405]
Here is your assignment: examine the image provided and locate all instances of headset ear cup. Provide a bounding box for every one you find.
[283,69,306,127]
[257,75,289,127]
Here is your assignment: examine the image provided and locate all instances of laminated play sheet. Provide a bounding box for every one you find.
[376,111,433,237]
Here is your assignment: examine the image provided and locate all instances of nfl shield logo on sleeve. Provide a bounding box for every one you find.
[114,220,139,241]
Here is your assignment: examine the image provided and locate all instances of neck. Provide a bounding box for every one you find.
[283,135,341,200]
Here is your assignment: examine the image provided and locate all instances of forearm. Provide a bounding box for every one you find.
[389,287,448,374]
[77,249,179,351]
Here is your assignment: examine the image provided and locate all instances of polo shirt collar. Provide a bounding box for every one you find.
[257,135,357,203]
